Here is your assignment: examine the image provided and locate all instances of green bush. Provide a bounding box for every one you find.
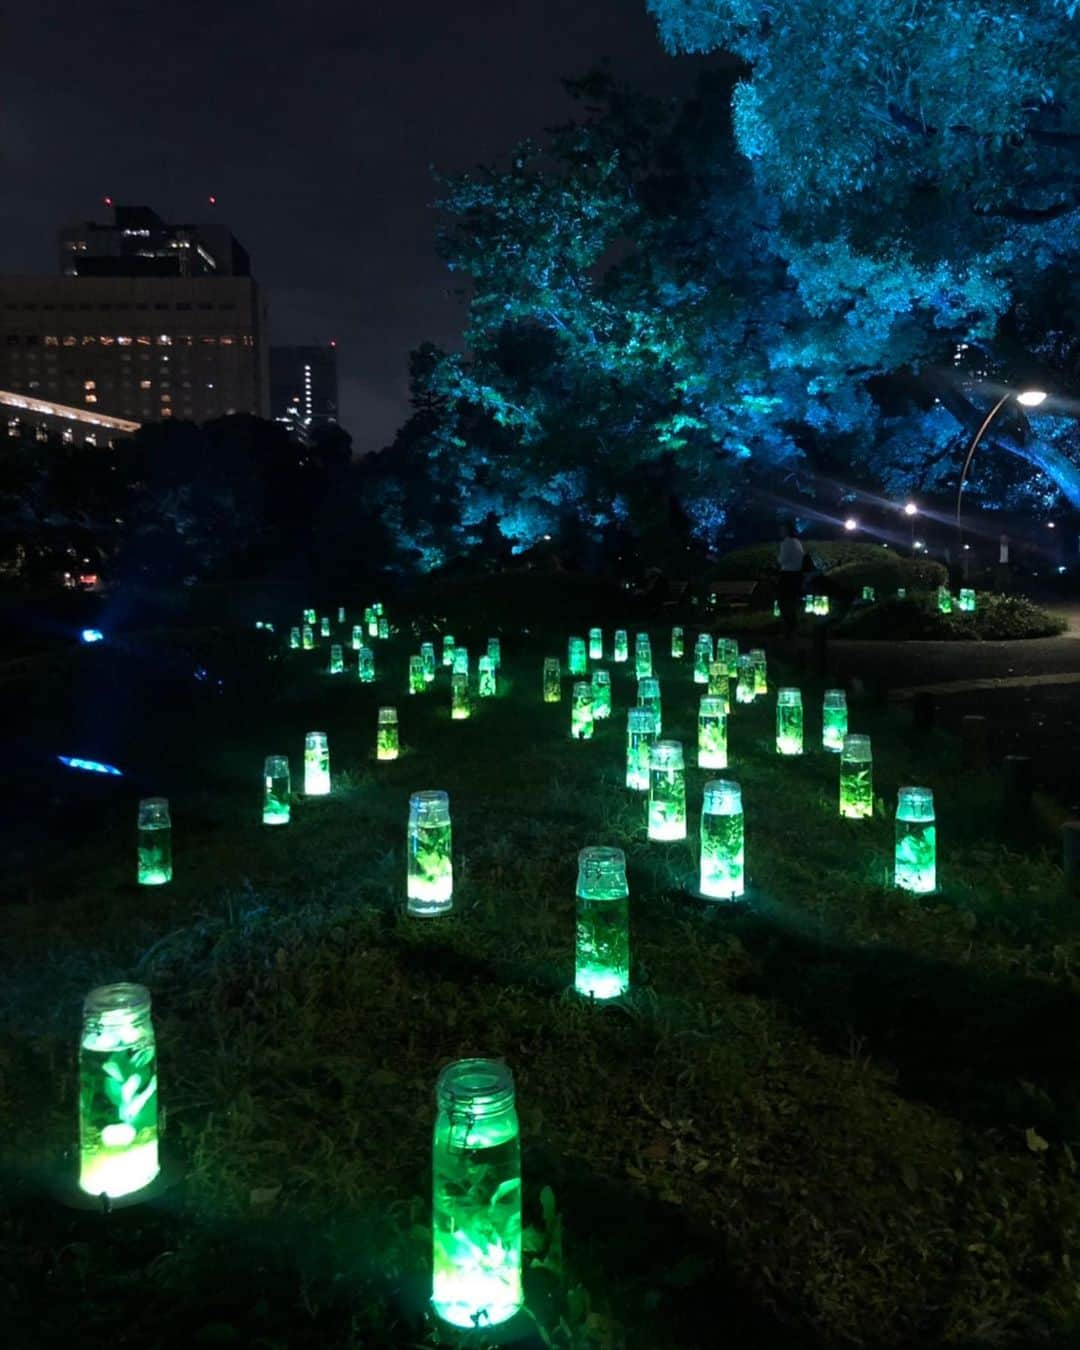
[836,591,1067,640]
[827,555,947,598]
[714,539,939,583]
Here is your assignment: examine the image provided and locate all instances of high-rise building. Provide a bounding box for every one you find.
[0,205,268,426]
[270,344,338,434]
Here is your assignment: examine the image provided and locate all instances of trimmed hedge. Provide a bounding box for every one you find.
[713,540,946,601]
[827,555,947,598]
[836,592,1067,641]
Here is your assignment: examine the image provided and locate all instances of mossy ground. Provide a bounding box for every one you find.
[2,611,1079,1349]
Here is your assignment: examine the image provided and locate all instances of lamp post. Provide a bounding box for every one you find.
[956,389,1047,545]
[903,501,917,553]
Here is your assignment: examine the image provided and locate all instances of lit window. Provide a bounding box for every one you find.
[161,394,172,403]
[85,394,98,404]
[62,336,77,346]
[81,336,96,345]
[157,334,172,345]
[99,335,114,346]
[44,335,59,347]
[117,336,132,346]
[136,335,151,346]
[139,379,152,390]
[161,407,173,418]
[220,336,234,345]
[84,379,96,390]
[201,336,216,345]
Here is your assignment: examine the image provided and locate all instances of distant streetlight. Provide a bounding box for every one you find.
[956,388,1048,538]
[903,502,918,517]
[843,517,858,532]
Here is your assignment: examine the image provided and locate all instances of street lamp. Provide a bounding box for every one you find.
[902,501,917,552]
[843,517,858,532]
[956,389,1047,538]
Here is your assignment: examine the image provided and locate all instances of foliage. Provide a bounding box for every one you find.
[712,539,944,588]
[837,591,1068,640]
[826,555,949,600]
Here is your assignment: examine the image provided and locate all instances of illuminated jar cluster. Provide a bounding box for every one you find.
[377,707,399,761]
[304,731,331,796]
[648,740,686,841]
[822,689,848,752]
[431,1059,522,1329]
[697,696,727,770]
[575,846,630,1000]
[590,669,611,720]
[568,636,587,677]
[775,688,804,756]
[137,797,172,886]
[895,786,936,893]
[407,790,453,916]
[840,734,873,818]
[262,755,291,825]
[543,657,561,703]
[613,629,628,663]
[79,982,160,1200]
[570,681,593,740]
[699,778,744,900]
[625,707,657,790]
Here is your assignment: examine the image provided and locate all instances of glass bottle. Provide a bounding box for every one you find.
[735,654,755,704]
[648,740,686,841]
[431,1059,522,1328]
[367,609,379,638]
[671,626,684,659]
[895,786,936,893]
[749,648,767,698]
[453,646,470,677]
[304,731,330,796]
[590,668,611,720]
[137,797,172,885]
[707,663,730,710]
[358,646,375,682]
[351,624,364,650]
[79,983,160,1199]
[693,633,713,685]
[625,707,657,790]
[840,734,873,818]
[588,627,603,661]
[329,643,344,675]
[288,626,300,650]
[822,689,847,753]
[407,790,452,916]
[634,633,652,679]
[570,681,593,740]
[776,687,803,756]
[451,672,470,720]
[700,779,744,900]
[478,655,496,698]
[409,655,426,695]
[262,755,290,824]
[568,636,587,677]
[613,628,629,663]
[937,585,952,614]
[637,676,661,736]
[301,623,314,651]
[723,637,739,680]
[575,846,630,999]
[697,696,727,770]
[959,587,976,613]
[337,606,346,624]
[542,656,561,703]
[487,637,501,672]
[378,614,389,640]
[303,608,316,626]
[442,634,455,667]
[421,641,437,682]
[377,707,399,761]
[320,616,331,638]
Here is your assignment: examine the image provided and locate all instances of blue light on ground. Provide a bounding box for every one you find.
[57,755,123,776]
[80,628,104,644]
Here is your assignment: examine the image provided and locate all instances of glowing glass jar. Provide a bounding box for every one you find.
[840,734,873,819]
[590,668,611,720]
[421,642,437,683]
[937,586,953,615]
[302,624,314,651]
[542,657,561,703]
[478,656,496,699]
[451,672,471,720]
[634,633,653,679]
[351,624,363,650]
[373,601,384,617]
[749,649,767,699]
[320,616,331,638]
[304,731,331,796]
[773,599,781,618]
[453,646,470,677]
[861,586,875,603]
[671,626,684,659]
[289,626,300,650]
[637,676,661,736]
[79,983,160,1200]
[378,615,389,640]
[409,655,426,695]
[442,635,455,668]
[358,646,375,683]
[958,588,976,613]
[337,606,346,624]
[895,786,936,893]
[588,627,603,661]
[697,696,727,770]
[699,779,744,900]
[487,637,501,672]
[897,587,906,599]
[625,707,657,790]
[329,643,344,675]
[613,629,629,663]
[707,661,729,705]
[648,740,686,841]
[775,687,803,756]
[367,611,379,638]
[568,636,587,677]
[137,797,172,886]
[377,707,399,761]
[363,606,374,633]
[575,846,630,999]
[303,608,316,625]
[571,681,594,740]
[735,655,755,705]
[693,634,713,685]
[723,638,739,679]
[407,790,453,916]
[432,1059,522,1329]
[262,755,291,825]
[822,689,847,752]
[803,594,815,614]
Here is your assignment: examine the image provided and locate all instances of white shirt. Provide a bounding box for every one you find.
[778,537,805,572]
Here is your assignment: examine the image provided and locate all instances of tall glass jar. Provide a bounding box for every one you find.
[570,681,593,740]
[542,656,561,703]
[937,585,953,615]
[575,846,630,999]
[329,643,344,675]
[432,1059,522,1329]
[613,629,629,663]
[478,656,496,699]
[648,740,686,841]
[693,633,713,685]
[749,648,767,698]
[442,634,456,668]
[407,790,453,916]
[79,983,160,1199]
[487,637,501,672]
[590,668,611,720]
[588,627,603,661]
[567,636,587,677]
[352,624,364,651]
[377,707,399,761]
[625,707,657,790]
[453,646,470,677]
[409,655,426,694]
[722,637,739,680]
[959,587,976,613]
[137,797,172,885]
[671,625,684,659]
[304,731,331,796]
[822,689,847,753]
[735,655,755,704]
[451,672,471,720]
[358,647,375,683]
[289,626,300,650]
[840,734,873,818]
[637,676,662,736]
[421,642,437,682]
[303,608,316,626]
[302,623,314,651]
[634,633,653,679]
[776,687,803,755]
[367,609,379,637]
[377,615,389,641]
[895,786,936,893]
[707,662,729,708]
[262,755,291,825]
[700,779,744,899]
[697,696,727,770]
[320,616,331,638]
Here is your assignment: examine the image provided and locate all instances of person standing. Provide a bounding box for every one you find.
[777,521,805,637]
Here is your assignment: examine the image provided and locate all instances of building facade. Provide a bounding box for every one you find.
[270,344,338,434]
[59,204,251,279]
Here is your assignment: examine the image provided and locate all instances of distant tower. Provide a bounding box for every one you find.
[270,345,339,436]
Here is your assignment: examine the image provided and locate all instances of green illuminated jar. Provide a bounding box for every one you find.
[358,646,375,683]
[478,655,496,698]
[707,661,728,705]
[822,689,847,752]
[959,588,976,613]
[634,633,653,679]
[815,594,830,616]
[337,606,346,624]
[409,655,426,695]
[626,707,657,790]
[137,797,172,886]
[693,633,713,685]
[373,601,384,617]
[613,629,629,663]
[363,605,374,634]
[442,634,455,668]
[803,594,815,614]
[289,626,300,650]
[351,624,363,650]
[895,786,936,893]
[700,779,744,900]
[304,731,331,796]
[590,668,611,720]
[897,587,906,599]
[723,637,739,680]
[487,637,501,672]
[637,676,661,736]
[568,636,587,677]
[840,734,873,819]
[378,615,389,640]
[749,648,767,699]
[571,681,593,740]
[671,626,684,659]
[588,627,603,661]
[698,696,727,770]
[861,586,875,603]
[543,656,561,703]
[421,642,437,682]
[735,655,755,705]
[262,755,291,825]
[367,611,379,638]
[432,1059,522,1329]
[775,687,803,756]
[937,586,953,614]
[648,740,686,841]
[79,983,160,1200]
[302,624,314,651]
[377,707,399,761]
[453,646,469,677]
[408,790,453,916]
[303,608,316,626]
[329,643,344,675]
[320,616,331,638]
[451,672,471,720]
[575,846,630,999]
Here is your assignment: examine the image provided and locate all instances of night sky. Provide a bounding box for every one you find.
[3,1,710,452]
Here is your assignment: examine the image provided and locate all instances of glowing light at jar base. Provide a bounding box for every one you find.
[575,846,630,1000]
[700,779,744,900]
[648,740,686,841]
[408,790,453,916]
[895,786,936,893]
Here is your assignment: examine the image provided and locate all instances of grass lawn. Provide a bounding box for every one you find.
[3,608,1080,1349]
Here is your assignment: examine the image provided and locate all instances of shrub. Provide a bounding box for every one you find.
[714,540,940,584]
[836,592,1067,641]
[827,555,947,599]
